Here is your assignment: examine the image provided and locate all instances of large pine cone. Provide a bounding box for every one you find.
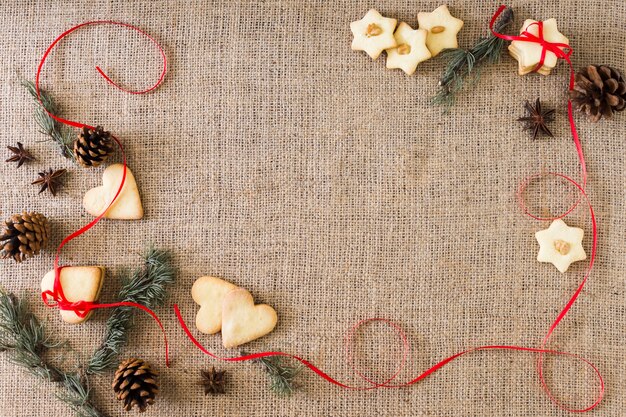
[112,358,158,413]
[74,126,114,167]
[570,65,626,122]
[0,212,50,262]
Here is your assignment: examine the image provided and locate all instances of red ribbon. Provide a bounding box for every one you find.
[175,5,604,412]
[36,21,170,366]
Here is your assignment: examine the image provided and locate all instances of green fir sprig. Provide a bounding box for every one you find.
[22,80,76,161]
[432,7,514,109]
[87,247,176,374]
[250,353,303,395]
[0,290,105,417]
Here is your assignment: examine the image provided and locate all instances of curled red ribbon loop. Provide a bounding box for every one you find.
[36,21,170,366]
[175,5,604,412]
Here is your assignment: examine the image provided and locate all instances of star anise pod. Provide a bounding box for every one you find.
[6,142,35,167]
[32,168,67,196]
[199,366,226,395]
[518,98,555,140]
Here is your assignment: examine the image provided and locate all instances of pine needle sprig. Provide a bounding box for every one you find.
[22,80,76,161]
[432,6,514,109]
[87,247,175,375]
[250,353,303,395]
[0,290,65,381]
[57,373,104,417]
[0,289,105,416]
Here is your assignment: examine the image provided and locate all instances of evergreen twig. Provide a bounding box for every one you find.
[58,374,104,417]
[250,353,303,395]
[87,247,175,374]
[432,7,514,109]
[22,80,76,161]
[0,289,105,417]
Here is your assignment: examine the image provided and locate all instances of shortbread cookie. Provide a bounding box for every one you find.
[509,47,552,75]
[221,288,278,348]
[192,276,238,334]
[83,163,143,219]
[508,18,569,76]
[535,219,586,273]
[417,5,464,56]
[41,266,105,324]
[350,9,397,60]
[386,23,431,75]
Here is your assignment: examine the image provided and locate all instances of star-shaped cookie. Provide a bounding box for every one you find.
[509,18,569,75]
[350,9,397,60]
[386,22,432,75]
[535,219,586,273]
[417,5,464,56]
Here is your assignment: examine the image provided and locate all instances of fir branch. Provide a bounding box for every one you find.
[22,80,76,161]
[0,290,105,417]
[87,247,175,374]
[58,374,103,417]
[251,354,303,395]
[432,6,514,109]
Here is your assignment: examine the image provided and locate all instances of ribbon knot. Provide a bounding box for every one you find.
[519,21,572,73]
[490,6,573,75]
[41,266,92,318]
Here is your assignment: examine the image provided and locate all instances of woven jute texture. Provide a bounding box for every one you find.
[0,0,624,416]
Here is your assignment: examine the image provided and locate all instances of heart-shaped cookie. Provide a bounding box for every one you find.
[41,266,105,324]
[221,288,278,348]
[83,163,143,219]
[192,276,238,334]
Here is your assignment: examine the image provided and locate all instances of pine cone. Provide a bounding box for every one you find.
[74,126,114,167]
[570,65,626,122]
[112,358,159,412]
[0,212,50,262]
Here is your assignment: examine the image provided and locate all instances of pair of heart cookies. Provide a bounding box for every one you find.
[83,163,143,220]
[192,276,278,348]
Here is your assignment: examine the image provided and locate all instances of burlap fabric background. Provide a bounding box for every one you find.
[0,0,624,416]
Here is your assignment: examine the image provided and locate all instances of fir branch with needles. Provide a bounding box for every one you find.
[432,7,514,109]
[0,289,105,417]
[248,353,303,395]
[57,374,104,417]
[22,80,76,161]
[87,247,175,374]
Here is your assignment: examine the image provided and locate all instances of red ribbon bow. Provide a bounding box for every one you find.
[490,8,573,73]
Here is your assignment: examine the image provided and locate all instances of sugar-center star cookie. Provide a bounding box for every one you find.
[535,219,586,273]
[417,5,464,57]
[350,9,397,60]
[386,22,431,75]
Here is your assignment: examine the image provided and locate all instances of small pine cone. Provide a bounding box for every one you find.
[570,65,626,122]
[0,212,50,262]
[113,358,159,413]
[74,126,114,167]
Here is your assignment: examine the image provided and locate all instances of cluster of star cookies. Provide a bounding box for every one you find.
[350,5,463,75]
[509,18,570,76]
